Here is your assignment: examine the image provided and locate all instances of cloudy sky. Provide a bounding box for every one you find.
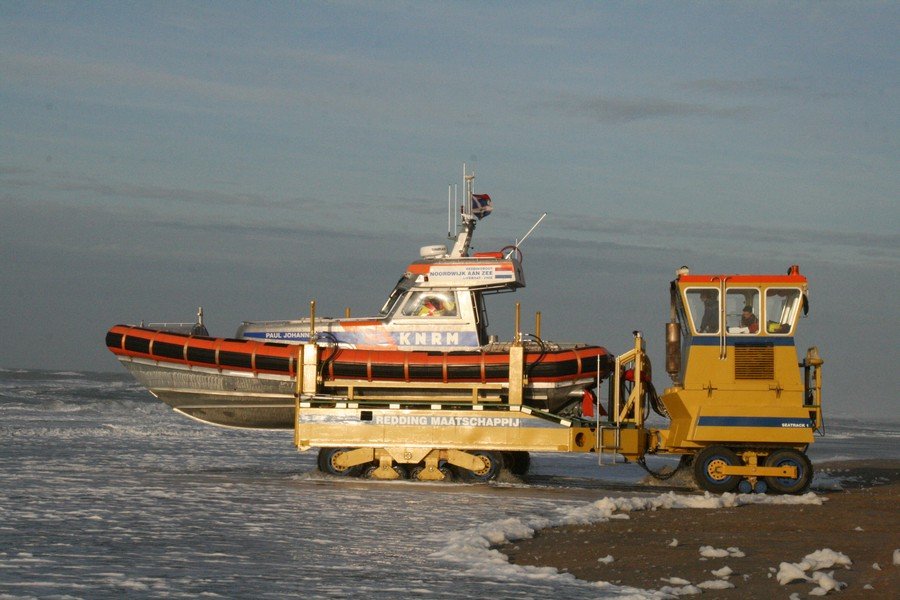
[1,2,897,418]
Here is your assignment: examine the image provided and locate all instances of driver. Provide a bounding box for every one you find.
[417,296,456,317]
[740,306,759,333]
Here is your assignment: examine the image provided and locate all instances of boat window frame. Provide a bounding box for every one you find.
[472,290,489,344]
[380,276,417,316]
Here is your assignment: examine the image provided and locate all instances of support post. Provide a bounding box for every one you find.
[302,343,319,395]
[294,346,301,448]
[508,302,524,406]
[514,302,521,345]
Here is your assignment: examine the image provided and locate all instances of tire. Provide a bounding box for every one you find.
[764,449,813,494]
[693,446,741,493]
[505,451,531,476]
[458,450,503,482]
[317,447,363,477]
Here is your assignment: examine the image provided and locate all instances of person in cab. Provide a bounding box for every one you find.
[417,296,456,317]
[740,306,759,333]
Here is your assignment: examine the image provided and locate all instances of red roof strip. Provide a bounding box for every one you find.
[679,274,807,284]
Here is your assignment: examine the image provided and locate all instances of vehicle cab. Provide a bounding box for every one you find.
[659,265,822,450]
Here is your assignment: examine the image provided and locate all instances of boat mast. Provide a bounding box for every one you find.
[449,164,476,258]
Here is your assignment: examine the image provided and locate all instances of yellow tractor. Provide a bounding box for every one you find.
[602,265,824,493]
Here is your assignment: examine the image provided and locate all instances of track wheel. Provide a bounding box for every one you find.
[459,451,503,482]
[693,446,741,493]
[363,463,407,480]
[764,449,813,494]
[409,462,454,482]
[504,451,531,476]
[317,447,363,477]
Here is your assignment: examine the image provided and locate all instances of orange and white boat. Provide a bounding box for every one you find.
[107,169,610,428]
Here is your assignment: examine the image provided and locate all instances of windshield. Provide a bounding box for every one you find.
[399,291,459,317]
[380,276,416,316]
[725,288,760,335]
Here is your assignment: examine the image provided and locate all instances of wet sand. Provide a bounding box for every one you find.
[501,460,899,598]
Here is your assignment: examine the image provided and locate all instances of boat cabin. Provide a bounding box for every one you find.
[237,221,526,351]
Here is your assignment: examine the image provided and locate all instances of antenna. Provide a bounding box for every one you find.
[447,184,452,238]
[462,162,475,218]
[462,163,466,217]
[454,183,458,232]
[447,183,460,238]
[448,165,477,258]
[510,212,548,253]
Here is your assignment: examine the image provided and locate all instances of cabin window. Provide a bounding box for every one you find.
[765,288,801,334]
[685,288,720,335]
[399,291,458,317]
[380,276,416,316]
[473,291,489,344]
[725,288,760,335]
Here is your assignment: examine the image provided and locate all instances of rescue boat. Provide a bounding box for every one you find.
[106,325,608,429]
[106,169,611,429]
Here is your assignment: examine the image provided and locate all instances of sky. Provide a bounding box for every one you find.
[1,2,897,419]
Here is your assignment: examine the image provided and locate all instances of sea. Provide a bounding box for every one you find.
[1,369,897,599]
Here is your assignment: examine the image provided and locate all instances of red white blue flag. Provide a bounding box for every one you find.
[471,193,493,219]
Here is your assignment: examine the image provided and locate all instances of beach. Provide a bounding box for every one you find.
[502,459,899,598]
[2,370,898,599]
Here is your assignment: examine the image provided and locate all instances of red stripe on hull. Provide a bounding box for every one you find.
[107,325,610,384]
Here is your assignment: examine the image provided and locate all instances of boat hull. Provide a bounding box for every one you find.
[107,325,611,429]
[118,358,296,429]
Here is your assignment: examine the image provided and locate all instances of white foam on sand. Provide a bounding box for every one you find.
[776,549,851,595]
[808,570,847,595]
[711,565,733,579]
[658,583,702,596]
[697,579,734,589]
[431,490,824,597]
[699,545,745,559]
[798,548,852,571]
[698,546,729,558]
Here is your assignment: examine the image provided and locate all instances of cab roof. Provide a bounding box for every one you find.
[677,265,807,285]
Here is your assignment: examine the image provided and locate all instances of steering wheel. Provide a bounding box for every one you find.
[500,245,523,263]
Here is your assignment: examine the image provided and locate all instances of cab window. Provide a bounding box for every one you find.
[726,289,760,335]
[380,276,415,316]
[765,288,801,334]
[400,292,458,318]
[685,288,719,335]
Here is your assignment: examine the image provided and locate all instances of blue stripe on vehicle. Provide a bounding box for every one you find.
[697,416,813,428]
[241,330,480,347]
